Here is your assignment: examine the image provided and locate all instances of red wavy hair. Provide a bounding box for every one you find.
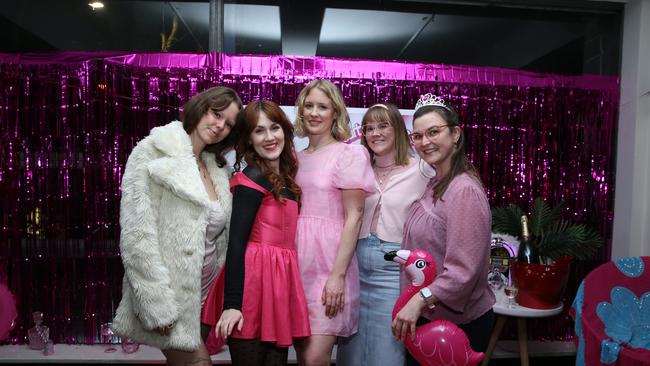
[233,100,301,204]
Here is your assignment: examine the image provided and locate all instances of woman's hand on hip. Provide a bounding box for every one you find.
[392,293,426,342]
[322,273,345,318]
[216,309,244,339]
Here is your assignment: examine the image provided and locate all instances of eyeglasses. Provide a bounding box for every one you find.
[362,122,392,136]
[408,125,450,144]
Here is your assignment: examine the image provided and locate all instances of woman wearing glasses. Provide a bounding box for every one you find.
[336,103,428,366]
[391,94,495,364]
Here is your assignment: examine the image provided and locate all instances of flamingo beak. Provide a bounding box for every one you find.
[384,251,397,261]
[384,250,410,264]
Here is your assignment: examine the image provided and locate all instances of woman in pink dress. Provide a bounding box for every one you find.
[293,79,375,365]
[210,100,311,365]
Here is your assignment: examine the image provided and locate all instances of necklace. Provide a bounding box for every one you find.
[197,158,210,180]
[375,161,396,169]
[374,164,397,185]
[306,139,336,154]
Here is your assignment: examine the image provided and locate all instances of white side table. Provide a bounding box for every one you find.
[481,298,563,366]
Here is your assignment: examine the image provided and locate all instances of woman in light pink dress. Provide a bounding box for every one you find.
[293,79,375,365]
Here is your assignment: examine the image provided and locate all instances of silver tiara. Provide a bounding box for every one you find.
[414,93,450,112]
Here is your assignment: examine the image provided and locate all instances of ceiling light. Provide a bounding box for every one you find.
[88,2,104,11]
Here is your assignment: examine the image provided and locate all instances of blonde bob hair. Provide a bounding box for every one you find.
[294,79,351,141]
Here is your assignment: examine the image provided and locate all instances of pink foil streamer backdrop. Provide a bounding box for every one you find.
[0,52,618,344]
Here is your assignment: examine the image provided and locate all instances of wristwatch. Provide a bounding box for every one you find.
[419,287,437,309]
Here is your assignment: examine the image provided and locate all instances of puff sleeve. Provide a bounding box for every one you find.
[332,144,375,193]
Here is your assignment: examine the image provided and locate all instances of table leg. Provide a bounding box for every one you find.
[516,317,529,366]
[481,315,507,366]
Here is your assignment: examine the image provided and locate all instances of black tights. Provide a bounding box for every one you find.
[228,338,289,366]
[200,323,211,343]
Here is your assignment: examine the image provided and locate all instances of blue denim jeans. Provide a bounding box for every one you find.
[337,234,406,366]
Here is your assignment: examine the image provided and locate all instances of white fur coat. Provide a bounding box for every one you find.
[112,121,232,351]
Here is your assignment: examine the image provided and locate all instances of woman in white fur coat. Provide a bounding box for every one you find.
[112,86,242,366]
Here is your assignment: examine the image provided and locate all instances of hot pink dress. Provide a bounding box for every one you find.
[295,142,375,336]
[202,172,311,347]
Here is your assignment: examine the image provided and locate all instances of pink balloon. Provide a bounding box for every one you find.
[0,283,18,341]
[405,320,484,366]
[387,249,484,366]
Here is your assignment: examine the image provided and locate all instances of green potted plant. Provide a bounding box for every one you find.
[492,197,603,309]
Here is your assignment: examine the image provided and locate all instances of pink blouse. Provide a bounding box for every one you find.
[401,173,495,325]
[359,159,429,243]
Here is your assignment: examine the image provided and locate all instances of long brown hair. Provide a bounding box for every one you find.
[412,104,481,202]
[360,103,411,166]
[181,86,243,167]
[233,100,301,204]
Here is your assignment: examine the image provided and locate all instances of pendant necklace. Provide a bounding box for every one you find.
[306,139,336,154]
[374,163,396,185]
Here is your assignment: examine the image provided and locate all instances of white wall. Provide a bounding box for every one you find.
[612,0,650,259]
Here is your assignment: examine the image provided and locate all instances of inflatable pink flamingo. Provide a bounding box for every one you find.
[385,249,484,366]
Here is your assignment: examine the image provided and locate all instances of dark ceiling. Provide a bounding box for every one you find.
[0,0,624,75]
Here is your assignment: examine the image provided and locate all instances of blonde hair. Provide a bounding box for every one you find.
[294,79,351,141]
[360,103,411,166]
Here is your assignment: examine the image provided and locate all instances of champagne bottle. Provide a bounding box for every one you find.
[517,215,540,264]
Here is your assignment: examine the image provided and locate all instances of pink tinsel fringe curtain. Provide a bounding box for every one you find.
[0,52,618,344]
